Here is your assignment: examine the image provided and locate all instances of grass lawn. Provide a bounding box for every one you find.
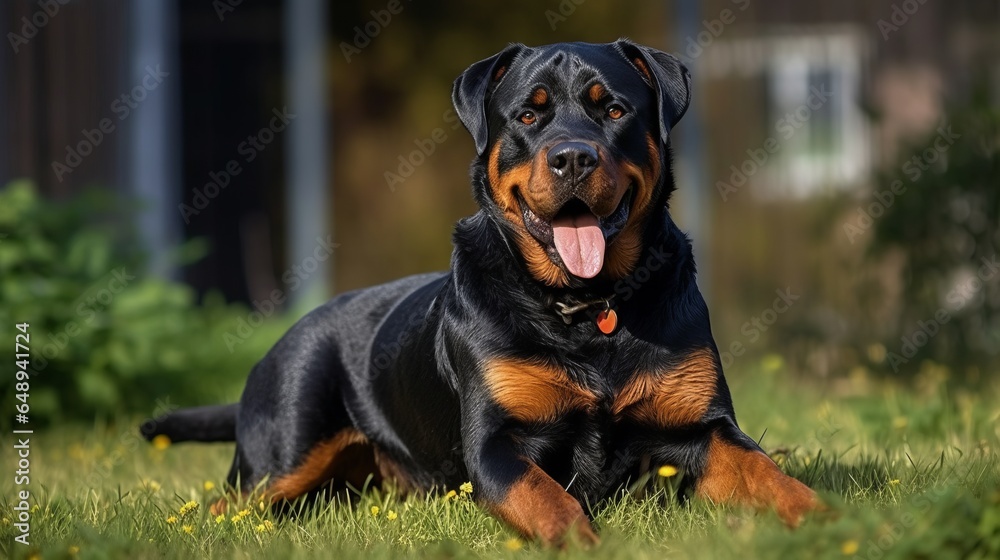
[3,358,999,559]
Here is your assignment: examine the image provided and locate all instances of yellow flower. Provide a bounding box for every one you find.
[841,540,859,555]
[203,481,215,491]
[889,479,901,486]
[69,545,80,555]
[178,500,199,517]
[182,525,194,535]
[387,510,398,521]
[460,481,474,495]
[371,506,380,517]
[1,517,9,525]
[231,508,251,523]
[30,504,39,513]
[258,500,266,511]
[166,515,178,524]
[658,465,679,478]
[443,490,457,501]
[215,514,226,524]
[505,538,524,550]
[143,480,161,492]
[255,520,274,533]
[152,434,172,450]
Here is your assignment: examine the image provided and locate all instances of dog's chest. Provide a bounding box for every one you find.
[483,349,718,429]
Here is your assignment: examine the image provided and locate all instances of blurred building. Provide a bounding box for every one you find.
[2,0,998,342]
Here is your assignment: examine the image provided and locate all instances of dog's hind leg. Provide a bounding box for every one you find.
[210,427,383,515]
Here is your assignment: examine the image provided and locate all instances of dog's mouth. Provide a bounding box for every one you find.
[517,185,634,279]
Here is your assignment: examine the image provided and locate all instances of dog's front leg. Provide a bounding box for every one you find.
[466,435,598,546]
[694,421,820,527]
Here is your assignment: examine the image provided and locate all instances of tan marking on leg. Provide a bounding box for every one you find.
[489,462,599,546]
[696,434,820,527]
[209,496,231,516]
[266,428,370,502]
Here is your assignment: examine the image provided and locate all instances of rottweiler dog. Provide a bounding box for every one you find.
[144,39,819,545]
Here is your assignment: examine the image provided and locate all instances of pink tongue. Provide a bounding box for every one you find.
[552,213,605,278]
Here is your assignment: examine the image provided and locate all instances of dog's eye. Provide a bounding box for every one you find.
[519,111,537,125]
[607,105,625,120]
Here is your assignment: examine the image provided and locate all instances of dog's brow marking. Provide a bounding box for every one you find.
[531,88,548,106]
[588,83,607,103]
[612,348,718,427]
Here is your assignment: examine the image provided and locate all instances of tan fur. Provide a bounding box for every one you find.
[484,357,598,423]
[531,87,548,106]
[612,348,718,427]
[696,434,820,527]
[603,133,661,279]
[488,141,571,287]
[588,83,606,103]
[490,462,599,546]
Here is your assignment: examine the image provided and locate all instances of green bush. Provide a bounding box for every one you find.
[869,91,1000,375]
[0,181,289,424]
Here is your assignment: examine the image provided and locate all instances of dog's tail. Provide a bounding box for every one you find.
[140,404,238,443]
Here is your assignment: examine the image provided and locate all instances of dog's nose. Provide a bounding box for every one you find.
[547,141,598,184]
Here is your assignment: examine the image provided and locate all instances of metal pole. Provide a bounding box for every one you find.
[673,0,712,300]
[130,0,180,279]
[284,0,330,309]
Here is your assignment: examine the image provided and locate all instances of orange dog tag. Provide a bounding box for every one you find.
[596,309,618,335]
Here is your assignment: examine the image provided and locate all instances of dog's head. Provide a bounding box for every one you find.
[453,40,691,287]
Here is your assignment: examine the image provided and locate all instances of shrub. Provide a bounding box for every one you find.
[868,91,1000,375]
[0,181,288,423]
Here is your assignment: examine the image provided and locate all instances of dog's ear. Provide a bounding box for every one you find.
[615,39,692,144]
[452,44,526,156]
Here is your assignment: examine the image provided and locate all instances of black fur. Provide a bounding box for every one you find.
[144,39,807,540]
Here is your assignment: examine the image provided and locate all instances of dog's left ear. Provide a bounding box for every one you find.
[615,39,692,144]
[452,43,526,156]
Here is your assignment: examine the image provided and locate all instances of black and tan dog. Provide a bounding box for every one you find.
[144,39,818,545]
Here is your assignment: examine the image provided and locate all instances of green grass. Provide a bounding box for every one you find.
[3,357,1000,559]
